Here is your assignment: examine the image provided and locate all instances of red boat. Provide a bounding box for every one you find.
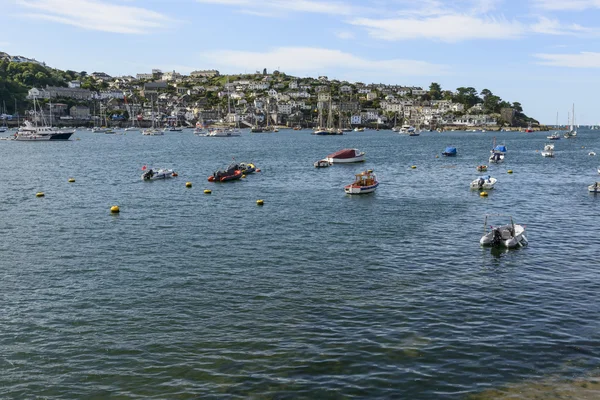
[208,163,243,182]
[325,148,365,163]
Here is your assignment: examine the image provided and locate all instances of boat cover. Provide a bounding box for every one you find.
[494,145,507,152]
[444,146,457,154]
[327,148,360,159]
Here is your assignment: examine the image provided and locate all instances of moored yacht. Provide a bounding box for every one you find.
[325,148,365,163]
[15,121,75,141]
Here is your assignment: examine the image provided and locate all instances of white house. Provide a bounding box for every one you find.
[366,92,378,101]
[340,85,353,94]
[351,115,362,125]
[412,89,427,96]
[289,81,299,89]
[267,89,277,97]
[277,103,293,114]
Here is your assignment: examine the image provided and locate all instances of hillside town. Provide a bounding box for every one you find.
[0,53,537,130]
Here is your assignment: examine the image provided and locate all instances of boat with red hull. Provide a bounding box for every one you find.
[208,163,243,182]
[325,148,365,163]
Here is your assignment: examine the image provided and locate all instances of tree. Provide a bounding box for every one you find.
[429,82,442,100]
[455,87,480,108]
[512,102,523,113]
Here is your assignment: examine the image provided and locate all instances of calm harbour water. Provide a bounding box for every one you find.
[1,128,599,399]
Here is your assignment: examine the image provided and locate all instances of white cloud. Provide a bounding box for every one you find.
[16,0,169,34]
[195,0,363,16]
[334,31,355,39]
[534,52,600,67]
[349,14,525,42]
[200,47,448,77]
[532,0,600,11]
[531,16,600,36]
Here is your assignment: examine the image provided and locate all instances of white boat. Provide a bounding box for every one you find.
[207,127,241,137]
[141,168,177,180]
[589,151,596,156]
[142,129,163,136]
[541,143,555,157]
[15,121,75,141]
[399,124,415,134]
[354,127,365,132]
[470,176,497,190]
[325,148,365,163]
[589,182,600,193]
[597,167,600,174]
[124,127,139,132]
[15,97,74,141]
[480,215,528,248]
[314,159,332,168]
[489,151,505,163]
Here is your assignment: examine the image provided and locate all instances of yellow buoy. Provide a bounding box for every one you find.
[411,165,416,169]
[242,174,247,178]
[256,199,264,206]
[36,192,44,197]
[68,178,75,183]
[185,182,192,188]
[110,205,120,213]
[204,189,211,194]
[480,191,488,197]
[507,170,513,174]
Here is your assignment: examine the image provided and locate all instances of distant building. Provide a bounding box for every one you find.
[70,105,90,119]
[68,81,81,88]
[28,86,92,100]
[136,73,154,80]
[190,69,220,78]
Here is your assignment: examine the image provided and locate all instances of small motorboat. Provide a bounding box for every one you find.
[208,163,243,182]
[326,148,365,163]
[314,159,332,168]
[470,175,497,190]
[541,143,554,157]
[597,167,600,174]
[442,146,457,156]
[142,129,164,136]
[588,182,600,193]
[141,167,177,181]
[547,132,561,140]
[589,151,596,156]
[489,151,504,163]
[476,165,488,172]
[239,162,257,174]
[480,214,528,248]
[344,170,379,194]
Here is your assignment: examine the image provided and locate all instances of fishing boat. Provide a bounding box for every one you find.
[344,170,379,194]
[314,159,332,168]
[141,167,177,180]
[480,214,528,248]
[476,165,488,172]
[208,163,243,182]
[489,140,506,163]
[325,148,365,163]
[470,176,497,190]
[442,146,457,156]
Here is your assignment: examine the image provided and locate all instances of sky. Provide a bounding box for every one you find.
[1,0,600,124]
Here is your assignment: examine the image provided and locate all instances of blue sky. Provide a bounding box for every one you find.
[2,0,600,124]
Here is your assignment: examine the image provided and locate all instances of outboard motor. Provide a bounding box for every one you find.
[492,228,502,246]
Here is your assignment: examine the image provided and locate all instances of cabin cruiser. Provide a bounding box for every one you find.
[399,125,415,134]
[547,132,561,140]
[325,148,365,163]
[15,121,75,141]
[344,170,379,194]
[141,168,177,181]
[480,215,528,248]
[470,176,497,190]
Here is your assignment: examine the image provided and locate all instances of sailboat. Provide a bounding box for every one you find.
[313,102,328,135]
[124,95,139,132]
[142,99,163,135]
[565,104,577,138]
[547,112,561,140]
[0,101,8,133]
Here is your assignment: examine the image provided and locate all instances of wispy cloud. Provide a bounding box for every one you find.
[534,52,600,67]
[349,15,525,42]
[531,16,600,36]
[334,31,355,39]
[200,47,448,77]
[195,0,364,16]
[16,0,169,34]
[532,0,600,11]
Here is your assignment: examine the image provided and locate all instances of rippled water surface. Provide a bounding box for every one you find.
[1,129,600,399]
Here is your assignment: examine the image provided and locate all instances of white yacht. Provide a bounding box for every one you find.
[207,127,240,137]
[470,176,497,190]
[15,121,75,141]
